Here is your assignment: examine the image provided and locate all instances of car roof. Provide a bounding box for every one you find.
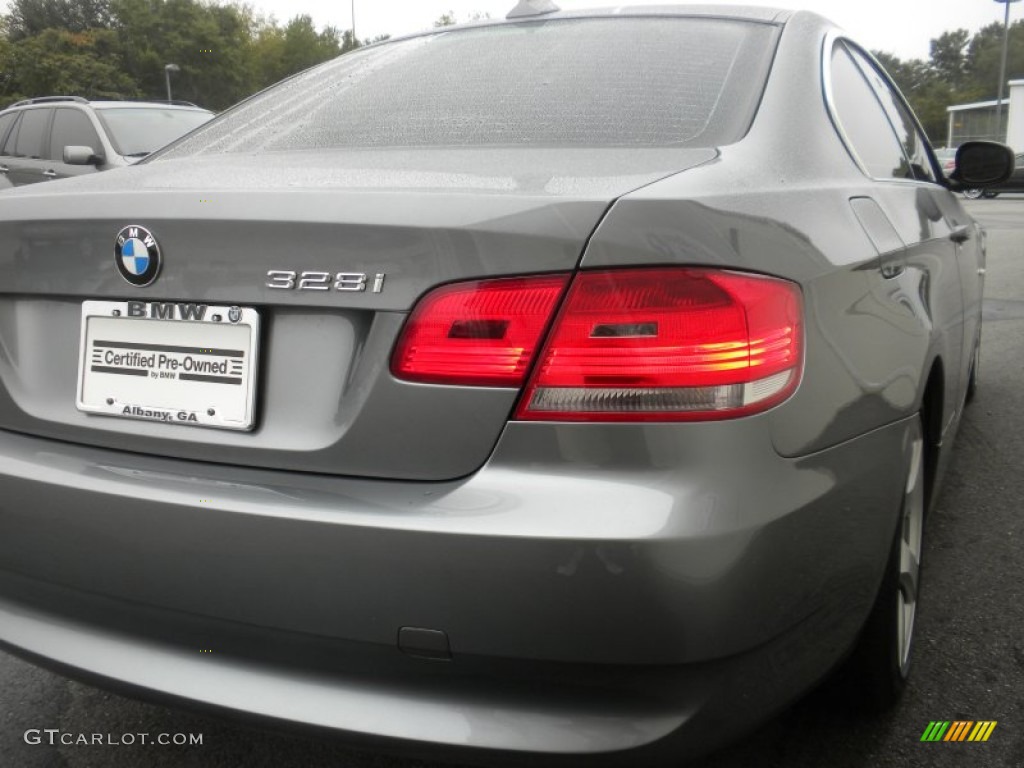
[90,101,211,112]
[521,5,792,23]
[2,98,210,113]
[370,4,796,48]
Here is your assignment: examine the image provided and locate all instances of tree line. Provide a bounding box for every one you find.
[877,21,1024,143]
[1,0,1022,142]
[0,0,380,111]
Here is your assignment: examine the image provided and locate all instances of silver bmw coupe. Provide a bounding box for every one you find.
[0,3,1012,764]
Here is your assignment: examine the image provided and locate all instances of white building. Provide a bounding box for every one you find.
[946,79,1024,150]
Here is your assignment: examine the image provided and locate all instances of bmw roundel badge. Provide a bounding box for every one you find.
[114,225,161,287]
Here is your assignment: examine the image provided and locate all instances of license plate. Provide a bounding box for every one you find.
[76,300,260,431]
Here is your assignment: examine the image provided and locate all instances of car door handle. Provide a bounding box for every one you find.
[42,169,58,178]
[0,165,8,173]
[949,225,971,244]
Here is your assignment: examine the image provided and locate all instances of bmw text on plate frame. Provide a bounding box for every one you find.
[0,3,1016,767]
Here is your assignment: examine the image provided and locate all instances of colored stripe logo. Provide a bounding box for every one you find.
[921,721,997,742]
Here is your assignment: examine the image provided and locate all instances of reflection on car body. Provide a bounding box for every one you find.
[963,151,1024,198]
[0,3,1010,765]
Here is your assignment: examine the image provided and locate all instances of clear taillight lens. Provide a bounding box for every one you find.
[391,274,570,386]
[515,268,803,421]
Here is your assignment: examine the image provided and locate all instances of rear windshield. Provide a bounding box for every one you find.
[160,17,778,156]
[97,108,213,156]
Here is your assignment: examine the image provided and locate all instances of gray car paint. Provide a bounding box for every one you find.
[0,413,911,759]
[0,6,982,765]
[0,148,716,480]
[584,13,981,462]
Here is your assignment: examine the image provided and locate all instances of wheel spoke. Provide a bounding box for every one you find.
[898,566,917,603]
[896,429,925,670]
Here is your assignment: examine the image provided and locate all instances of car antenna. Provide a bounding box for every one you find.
[506,0,560,19]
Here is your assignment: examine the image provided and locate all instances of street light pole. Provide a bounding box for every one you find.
[164,63,180,102]
[351,0,356,44]
[994,0,1021,140]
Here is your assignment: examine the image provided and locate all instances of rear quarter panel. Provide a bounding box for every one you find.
[580,12,974,457]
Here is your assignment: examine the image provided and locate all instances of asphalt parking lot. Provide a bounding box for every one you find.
[2,197,1023,768]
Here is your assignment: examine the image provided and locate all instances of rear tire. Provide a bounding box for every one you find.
[962,188,984,200]
[966,344,979,404]
[844,415,925,711]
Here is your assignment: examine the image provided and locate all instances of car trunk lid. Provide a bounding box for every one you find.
[0,147,715,480]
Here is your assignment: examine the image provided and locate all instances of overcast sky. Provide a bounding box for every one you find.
[246,1,1018,61]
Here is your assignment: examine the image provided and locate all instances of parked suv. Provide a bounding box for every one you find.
[0,96,212,186]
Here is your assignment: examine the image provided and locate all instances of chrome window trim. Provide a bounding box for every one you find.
[821,30,943,187]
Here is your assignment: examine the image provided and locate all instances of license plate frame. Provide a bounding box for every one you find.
[76,300,260,431]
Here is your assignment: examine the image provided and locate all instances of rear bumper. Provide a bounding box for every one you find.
[0,417,911,760]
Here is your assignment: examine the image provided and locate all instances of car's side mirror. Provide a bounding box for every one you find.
[63,146,102,166]
[948,141,1014,189]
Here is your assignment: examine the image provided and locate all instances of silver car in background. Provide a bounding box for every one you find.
[0,97,213,185]
[0,4,1011,765]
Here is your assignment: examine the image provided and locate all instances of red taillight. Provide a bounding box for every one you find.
[392,268,803,421]
[515,268,803,421]
[391,274,570,386]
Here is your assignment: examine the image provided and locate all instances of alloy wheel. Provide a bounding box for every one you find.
[896,421,925,675]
